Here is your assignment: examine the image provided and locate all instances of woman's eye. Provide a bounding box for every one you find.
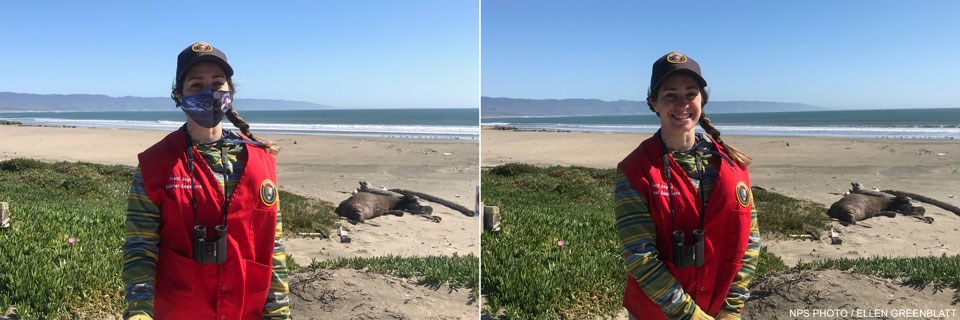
[189,83,201,88]
[663,94,675,100]
[213,82,224,88]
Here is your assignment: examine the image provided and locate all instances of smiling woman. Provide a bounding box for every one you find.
[616,52,759,320]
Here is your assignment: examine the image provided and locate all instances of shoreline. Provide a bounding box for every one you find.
[0,123,479,141]
[479,125,960,140]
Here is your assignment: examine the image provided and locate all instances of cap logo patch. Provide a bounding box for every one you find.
[260,179,278,206]
[192,42,214,53]
[666,52,688,64]
[736,181,751,207]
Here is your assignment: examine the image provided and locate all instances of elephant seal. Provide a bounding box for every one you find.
[335,192,433,223]
[827,194,923,225]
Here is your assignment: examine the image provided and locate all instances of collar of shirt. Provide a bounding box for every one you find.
[671,133,712,157]
[193,129,243,147]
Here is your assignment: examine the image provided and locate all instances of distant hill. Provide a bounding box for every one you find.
[0,92,333,112]
[481,97,826,118]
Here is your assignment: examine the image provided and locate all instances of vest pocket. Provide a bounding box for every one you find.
[241,258,273,318]
[156,250,197,298]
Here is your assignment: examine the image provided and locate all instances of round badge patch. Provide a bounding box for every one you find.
[260,179,278,206]
[192,42,214,53]
[666,52,688,64]
[735,182,751,207]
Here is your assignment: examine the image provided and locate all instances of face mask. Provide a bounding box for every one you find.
[180,90,232,128]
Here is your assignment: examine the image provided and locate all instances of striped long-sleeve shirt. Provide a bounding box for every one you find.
[122,130,290,319]
[615,134,761,319]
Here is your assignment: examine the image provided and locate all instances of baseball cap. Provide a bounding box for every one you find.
[175,41,234,87]
[649,52,707,94]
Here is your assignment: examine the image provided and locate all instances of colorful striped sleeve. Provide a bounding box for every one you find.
[614,170,710,319]
[263,204,291,319]
[721,206,761,316]
[122,167,160,319]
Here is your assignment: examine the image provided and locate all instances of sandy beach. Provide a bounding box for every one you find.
[484,128,960,316]
[0,125,480,318]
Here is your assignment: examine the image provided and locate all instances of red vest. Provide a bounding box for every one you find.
[138,129,278,320]
[617,134,752,319]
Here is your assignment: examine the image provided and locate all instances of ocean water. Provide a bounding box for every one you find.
[0,109,479,140]
[484,108,960,140]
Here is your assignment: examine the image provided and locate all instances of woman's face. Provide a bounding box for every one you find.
[180,61,231,98]
[650,73,702,133]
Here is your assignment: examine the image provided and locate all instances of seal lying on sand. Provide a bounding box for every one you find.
[827,194,924,225]
[335,192,433,223]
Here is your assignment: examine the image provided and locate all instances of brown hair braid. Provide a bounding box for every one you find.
[698,115,750,167]
[225,108,280,155]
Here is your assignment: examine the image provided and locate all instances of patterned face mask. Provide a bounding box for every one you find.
[180,90,232,128]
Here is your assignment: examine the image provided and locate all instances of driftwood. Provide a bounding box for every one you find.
[879,189,960,217]
[850,183,960,215]
[356,181,405,198]
[829,182,941,225]
[787,230,821,241]
[355,181,477,217]
[390,189,476,217]
[849,183,895,199]
[297,232,327,238]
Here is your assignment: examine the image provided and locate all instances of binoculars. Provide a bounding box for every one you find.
[671,229,704,268]
[193,225,228,265]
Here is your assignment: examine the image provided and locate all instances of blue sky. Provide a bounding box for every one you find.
[0,1,479,109]
[483,0,960,110]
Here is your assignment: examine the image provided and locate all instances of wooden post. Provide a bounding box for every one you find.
[484,206,501,232]
[1,202,10,228]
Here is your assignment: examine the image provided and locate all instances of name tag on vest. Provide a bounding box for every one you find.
[165,176,202,190]
[650,182,680,196]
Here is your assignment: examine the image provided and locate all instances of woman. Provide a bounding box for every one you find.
[615,52,760,320]
[122,42,289,320]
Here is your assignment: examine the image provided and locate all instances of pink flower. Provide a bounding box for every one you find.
[557,240,566,247]
[68,237,77,244]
